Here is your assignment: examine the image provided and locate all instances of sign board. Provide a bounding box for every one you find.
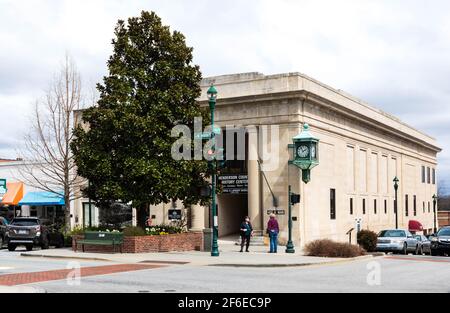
[218,174,248,194]
[168,209,182,221]
[267,209,286,216]
[355,218,362,233]
[0,179,6,201]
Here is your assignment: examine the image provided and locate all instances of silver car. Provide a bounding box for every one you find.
[376,229,419,255]
[415,235,432,255]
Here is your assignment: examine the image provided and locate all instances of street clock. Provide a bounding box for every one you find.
[292,124,320,183]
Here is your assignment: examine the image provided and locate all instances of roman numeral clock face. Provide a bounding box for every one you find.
[297,145,309,158]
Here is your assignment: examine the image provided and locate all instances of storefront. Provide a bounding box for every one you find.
[19,191,65,225]
[0,181,24,221]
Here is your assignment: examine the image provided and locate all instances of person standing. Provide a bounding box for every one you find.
[240,216,253,252]
[267,214,279,253]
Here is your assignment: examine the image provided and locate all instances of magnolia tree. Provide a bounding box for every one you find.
[71,11,211,228]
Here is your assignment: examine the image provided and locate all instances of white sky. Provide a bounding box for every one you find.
[0,0,449,192]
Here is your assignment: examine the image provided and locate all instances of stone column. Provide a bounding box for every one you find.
[247,127,262,231]
[190,204,206,231]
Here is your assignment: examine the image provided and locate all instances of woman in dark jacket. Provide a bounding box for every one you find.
[240,216,253,252]
[267,214,279,253]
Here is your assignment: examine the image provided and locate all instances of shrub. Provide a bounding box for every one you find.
[357,230,378,252]
[304,239,366,258]
[123,226,147,237]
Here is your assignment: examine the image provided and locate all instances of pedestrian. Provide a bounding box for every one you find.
[267,214,279,253]
[240,216,253,252]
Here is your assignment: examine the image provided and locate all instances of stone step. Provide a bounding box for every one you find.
[235,236,267,246]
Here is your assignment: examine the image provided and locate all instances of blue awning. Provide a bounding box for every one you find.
[19,191,65,206]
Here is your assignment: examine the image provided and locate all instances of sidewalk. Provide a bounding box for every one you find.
[19,240,374,268]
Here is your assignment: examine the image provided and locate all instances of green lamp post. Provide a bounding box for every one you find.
[432,194,438,234]
[207,85,220,257]
[393,177,399,229]
[286,123,320,253]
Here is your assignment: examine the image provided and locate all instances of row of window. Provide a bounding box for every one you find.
[421,166,436,185]
[329,189,434,220]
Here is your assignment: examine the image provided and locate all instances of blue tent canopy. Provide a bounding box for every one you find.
[19,191,65,206]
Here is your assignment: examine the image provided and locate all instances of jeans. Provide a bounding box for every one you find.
[269,232,278,253]
[241,235,251,251]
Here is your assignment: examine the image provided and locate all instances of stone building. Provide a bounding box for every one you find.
[73,72,441,247]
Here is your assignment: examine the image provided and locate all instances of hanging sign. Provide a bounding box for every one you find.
[0,179,7,201]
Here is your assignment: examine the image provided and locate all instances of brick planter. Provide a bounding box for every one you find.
[73,232,203,254]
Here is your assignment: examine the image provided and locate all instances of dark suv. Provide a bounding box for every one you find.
[430,227,450,256]
[5,217,64,251]
[0,217,8,248]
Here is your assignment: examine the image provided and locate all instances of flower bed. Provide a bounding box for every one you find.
[72,232,203,254]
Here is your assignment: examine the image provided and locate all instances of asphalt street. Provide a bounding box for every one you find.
[1,249,450,293]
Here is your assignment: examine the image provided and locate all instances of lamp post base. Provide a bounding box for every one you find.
[286,241,295,254]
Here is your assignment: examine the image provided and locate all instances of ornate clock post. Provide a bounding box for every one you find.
[292,124,319,184]
[286,123,320,253]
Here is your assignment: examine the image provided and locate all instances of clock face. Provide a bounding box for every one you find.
[297,145,309,158]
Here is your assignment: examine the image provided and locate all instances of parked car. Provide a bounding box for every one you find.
[5,217,64,251]
[0,216,9,248]
[430,227,450,256]
[376,229,419,255]
[414,235,432,255]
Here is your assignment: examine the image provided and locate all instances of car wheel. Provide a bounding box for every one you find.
[418,246,423,255]
[41,237,49,250]
[431,249,438,256]
[7,244,16,252]
[26,245,33,252]
[403,243,408,255]
[0,236,3,248]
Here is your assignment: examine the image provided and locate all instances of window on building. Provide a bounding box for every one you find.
[350,198,354,215]
[413,196,417,216]
[405,195,409,217]
[423,202,426,214]
[363,199,366,215]
[428,202,431,213]
[432,169,436,185]
[427,167,431,184]
[374,199,377,214]
[330,189,336,220]
[421,166,426,183]
[384,199,388,214]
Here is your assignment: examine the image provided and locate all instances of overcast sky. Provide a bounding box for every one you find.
[0,0,449,193]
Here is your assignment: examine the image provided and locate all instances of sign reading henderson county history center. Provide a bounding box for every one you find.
[0,179,6,200]
[218,174,248,194]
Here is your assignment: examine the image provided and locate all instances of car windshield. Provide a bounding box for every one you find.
[10,219,39,226]
[379,230,406,238]
[437,228,450,236]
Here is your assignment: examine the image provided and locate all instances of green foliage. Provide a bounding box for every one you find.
[357,230,378,252]
[71,11,211,224]
[123,226,147,237]
[304,239,366,258]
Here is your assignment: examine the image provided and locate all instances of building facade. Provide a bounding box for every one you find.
[73,72,441,247]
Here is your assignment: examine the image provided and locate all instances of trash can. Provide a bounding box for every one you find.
[203,228,212,252]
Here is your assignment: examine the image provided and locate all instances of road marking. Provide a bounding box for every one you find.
[0,267,14,270]
[385,256,450,263]
[0,264,166,286]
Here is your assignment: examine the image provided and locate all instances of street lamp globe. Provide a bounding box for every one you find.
[393,176,399,189]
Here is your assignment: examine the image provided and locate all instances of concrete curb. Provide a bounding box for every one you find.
[20,252,112,263]
[208,255,376,268]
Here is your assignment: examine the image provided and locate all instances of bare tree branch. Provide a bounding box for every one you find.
[16,54,90,229]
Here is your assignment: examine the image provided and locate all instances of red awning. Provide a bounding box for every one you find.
[409,220,423,232]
